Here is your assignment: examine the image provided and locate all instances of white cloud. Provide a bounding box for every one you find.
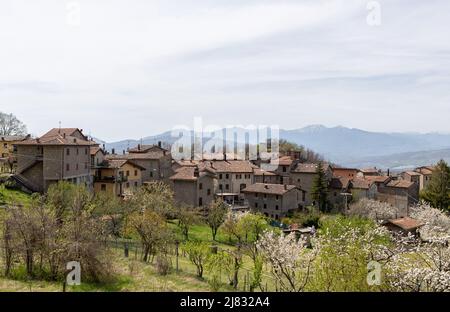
[0,0,450,141]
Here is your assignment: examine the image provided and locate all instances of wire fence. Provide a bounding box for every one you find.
[104,238,278,292]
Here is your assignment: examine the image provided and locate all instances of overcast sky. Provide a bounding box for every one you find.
[1,0,450,141]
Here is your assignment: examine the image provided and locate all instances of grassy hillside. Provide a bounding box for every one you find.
[0,185,32,206]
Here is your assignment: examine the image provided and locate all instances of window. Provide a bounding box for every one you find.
[76,164,79,170]
[126,170,130,177]
[276,195,279,200]
[240,183,246,190]
[199,183,203,190]
[264,194,267,198]
[275,205,279,210]
[302,191,306,202]
[283,166,287,172]
[255,193,258,198]
[199,197,203,206]
[263,204,267,209]
[150,172,153,177]
[101,184,106,191]
[219,174,223,179]
[225,184,229,190]
[219,184,223,190]
[275,215,279,220]
[207,189,211,196]
[134,182,138,187]
[66,164,70,171]
[126,182,130,188]
[66,148,70,156]
[255,203,258,208]
[225,174,229,179]
[334,192,337,197]
[134,170,138,176]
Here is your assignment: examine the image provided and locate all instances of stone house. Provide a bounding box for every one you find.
[357,167,381,178]
[270,156,297,185]
[0,135,30,173]
[376,180,419,214]
[331,167,359,179]
[94,158,145,197]
[253,168,280,184]
[414,166,435,191]
[170,165,218,208]
[14,128,94,193]
[242,183,305,220]
[109,143,172,184]
[349,178,378,202]
[209,160,256,198]
[328,176,351,211]
[289,163,332,206]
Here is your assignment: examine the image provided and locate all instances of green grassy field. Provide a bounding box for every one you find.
[0,184,32,206]
[0,186,276,292]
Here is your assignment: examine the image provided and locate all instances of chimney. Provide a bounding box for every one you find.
[63,133,66,138]
[387,169,390,176]
[158,141,162,148]
[112,148,116,155]
[138,144,141,151]
[264,184,269,189]
[284,184,288,190]
[102,143,105,150]
[223,153,227,161]
[194,167,199,178]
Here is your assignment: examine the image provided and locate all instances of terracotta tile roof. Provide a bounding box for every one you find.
[329,176,351,189]
[386,180,415,189]
[292,163,330,173]
[128,144,168,153]
[387,217,424,231]
[365,175,391,184]
[201,153,244,160]
[404,171,422,177]
[107,151,168,160]
[253,168,277,176]
[274,156,294,166]
[41,128,86,139]
[16,134,92,146]
[415,166,434,175]
[173,160,200,167]
[170,165,216,181]
[209,160,257,173]
[350,178,373,190]
[105,159,146,170]
[0,135,29,142]
[90,146,105,156]
[242,183,298,195]
[360,168,380,174]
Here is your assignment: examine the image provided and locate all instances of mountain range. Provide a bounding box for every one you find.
[102,125,450,170]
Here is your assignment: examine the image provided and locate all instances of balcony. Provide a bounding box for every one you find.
[94,175,128,183]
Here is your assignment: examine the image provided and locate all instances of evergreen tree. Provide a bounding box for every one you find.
[311,161,329,213]
[420,160,450,212]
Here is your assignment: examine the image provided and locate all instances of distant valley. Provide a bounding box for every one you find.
[102,125,450,169]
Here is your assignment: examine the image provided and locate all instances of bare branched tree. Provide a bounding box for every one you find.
[0,112,27,136]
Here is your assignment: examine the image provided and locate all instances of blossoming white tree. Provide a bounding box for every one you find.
[257,231,315,292]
